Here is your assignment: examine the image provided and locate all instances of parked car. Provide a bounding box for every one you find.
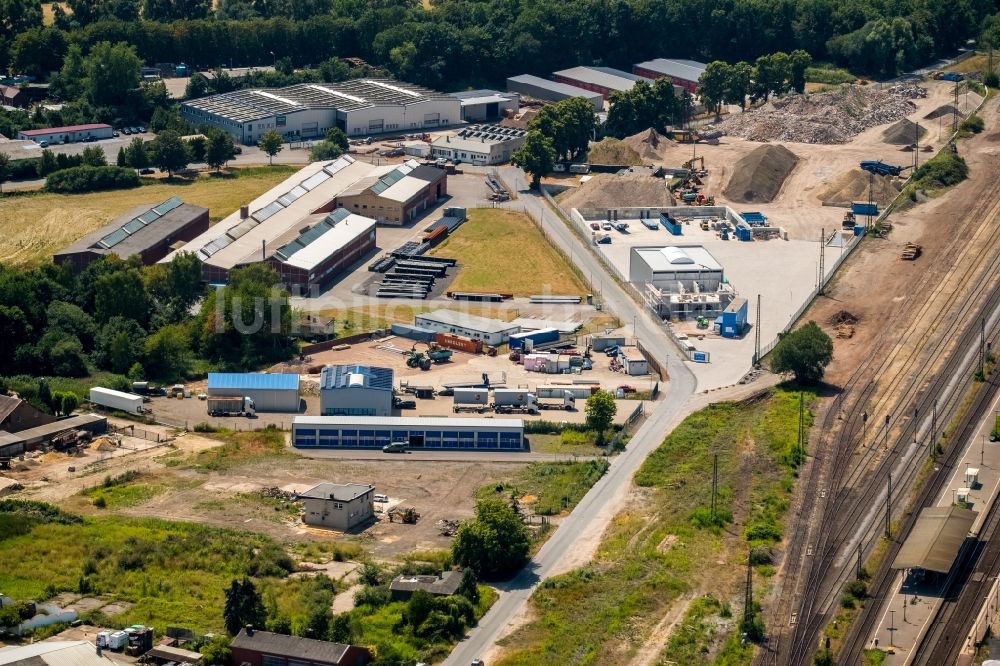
[601,222,612,230]
[122,128,132,135]
[590,222,600,230]
[382,441,407,453]
[129,127,140,134]
[393,398,416,409]
[112,130,120,137]
[83,135,97,142]
[137,126,146,133]
[38,140,48,147]
[604,345,620,356]
[139,168,155,175]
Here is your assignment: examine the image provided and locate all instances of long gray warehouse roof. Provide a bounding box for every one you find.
[55,198,206,260]
[634,58,707,82]
[506,75,603,101]
[553,66,645,92]
[183,78,456,124]
[294,416,524,429]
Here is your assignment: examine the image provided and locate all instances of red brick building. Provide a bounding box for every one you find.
[230,628,371,666]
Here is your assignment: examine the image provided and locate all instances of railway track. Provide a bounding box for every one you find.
[757,169,1000,665]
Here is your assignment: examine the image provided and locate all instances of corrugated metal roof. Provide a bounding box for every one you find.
[208,373,300,391]
[892,505,977,573]
[319,365,394,391]
[230,630,351,663]
[553,66,643,92]
[293,415,524,429]
[634,58,707,82]
[19,123,112,136]
[415,309,519,335]
[507,74,604,100]
[0,641,116,665]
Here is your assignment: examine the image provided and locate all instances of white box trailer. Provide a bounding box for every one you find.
[453,388,489,413]
[89,387,144,414]
[536,384,598,400]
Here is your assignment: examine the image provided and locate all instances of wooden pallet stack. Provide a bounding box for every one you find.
[901,241,922,260]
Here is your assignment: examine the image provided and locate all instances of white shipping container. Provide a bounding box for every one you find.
[108,631,128,650]
[89,387,144,414]
[537,385,598,399]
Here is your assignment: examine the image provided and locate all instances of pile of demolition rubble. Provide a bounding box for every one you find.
[711,84,925,144]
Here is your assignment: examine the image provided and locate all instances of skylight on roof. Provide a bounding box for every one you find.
[307,84,366,104]
[367,80,421,97]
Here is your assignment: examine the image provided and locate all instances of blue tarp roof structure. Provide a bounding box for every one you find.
[208,373,300,391]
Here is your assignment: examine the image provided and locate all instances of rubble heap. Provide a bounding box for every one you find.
[710,85,924,145]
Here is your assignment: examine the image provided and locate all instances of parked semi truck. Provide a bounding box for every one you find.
[453,388,489,413]
[537,391,576,411]
[89,387,146,414]
[207,396,256,417]
[492,389,540,415]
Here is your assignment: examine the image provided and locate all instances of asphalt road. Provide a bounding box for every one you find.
[443,169,697,665]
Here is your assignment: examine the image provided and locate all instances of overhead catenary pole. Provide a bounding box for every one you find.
[818,228,826,295]
[886,471,892,538]
[798,391,806,459]
[744,550,754,628]
[884,413,890,450]
[753,294,761,366]
[931,399,938,460]
[711,453,719,522]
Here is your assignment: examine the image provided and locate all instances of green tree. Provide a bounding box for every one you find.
[48,335,89,376]
[144,323,190,381]
[223,577,267,636]
[205,130,236,171]
[116,147,127,167]
[511,130,555,189]
[60,391,80,416]
[585,390,617,444]
[457,567,479,604]
[770,320,834,384]
[94,316,146,373]
[185,74,210,99]
[124,137,150,171]
[94,268,149,325]
[724,61,753,110]
[81,146,107,167]
[529,97,595,159]
[309,140,343,161]
[324,127,349,153]
[38,149,58,177]
[452,498,530,579]
[149,130,190,176]
[187,136,207,162]
[752,52,791,102]
[199,635,232,666]
[83,41,141,108]
[0,152,9,195]
[789,49,812,94]
[258,130,284,165]
[50,43,85,101]
[46,300,96,349]
[698,60,731,116]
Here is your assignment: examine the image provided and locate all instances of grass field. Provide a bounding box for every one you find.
[429,208,588,297]
[316,303,519,334]
[494,386,814,666]
[0,166,296,267]
[475,459,610,516]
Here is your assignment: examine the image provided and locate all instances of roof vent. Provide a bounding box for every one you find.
[348,373,366,388]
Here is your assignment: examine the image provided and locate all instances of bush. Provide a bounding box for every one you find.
[45,166,141,194]
[910,151,968,190]
[92,494,107,508]
[959,115,984,134]
[805,65,856,85]
[353,584,391,608]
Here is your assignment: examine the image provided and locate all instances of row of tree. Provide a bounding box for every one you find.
[1,0,995,95]
[697,50,813,115]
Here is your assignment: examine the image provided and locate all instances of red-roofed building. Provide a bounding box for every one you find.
[17,123,113,143]
[0,85,27,108]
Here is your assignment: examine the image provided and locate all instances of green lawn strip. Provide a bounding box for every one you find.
[184,427,289,472]
[475,459,610,516]
[494,386,814,665]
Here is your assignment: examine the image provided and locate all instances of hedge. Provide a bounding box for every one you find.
[45,166,141,194]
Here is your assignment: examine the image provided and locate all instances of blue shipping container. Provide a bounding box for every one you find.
[659,213,682,236]
[508,327,560,350]
[851,201,878,217]
[734,226,753,241]
[853,224,866,237]
[740,211,767,226]
[718,298,748,338]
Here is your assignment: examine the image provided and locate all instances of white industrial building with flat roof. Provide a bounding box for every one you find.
[162,156,380,287]
[414,309,520,345]
[629,245,736,320]
[181,78,461,144]
[292,416,525,450]
[430,125,527,165]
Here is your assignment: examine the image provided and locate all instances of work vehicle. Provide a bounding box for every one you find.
[492,389,540,415]
[453,388,489,413]
[207,396,256,417]
[537,391,576,411]
[393,397,417,409]
[859,159,907,177]
[569,163,590,174]
[89,387,146,414]
[374,493,389,502]
[383,441,407,453]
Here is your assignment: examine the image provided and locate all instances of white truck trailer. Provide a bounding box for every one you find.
[537,390,576,411]
[207,396,256,417]
[89,387,145,414]
[453,388,489,413]
[492,389,540,415]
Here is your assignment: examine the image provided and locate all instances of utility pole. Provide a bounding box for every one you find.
[711,454,719,523]
[798,391,806,460]
[884,413,891,450]
[862,411,868,448]
[886,471,892,538]
[953,81,960,135]
[744,551,754,628]
[914,122,920,170]
[931,399,938,460]
[857,542,863,580]
[753,294,761,366]
[818,227,826,294]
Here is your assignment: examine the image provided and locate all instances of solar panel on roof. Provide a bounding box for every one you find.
[122,218,146,234]
[152,197,182,215]
[253,201,285,222]
[138,210,159,224]
[98,228,130,249]
[226,218,258,240]
[300,171,330,191]
[277,185,307,207]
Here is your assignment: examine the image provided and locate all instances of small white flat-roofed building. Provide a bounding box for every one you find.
[181,78,460,144]
[506,74,604,110]
[334,160,447,225]
[299,482,375,531]
[292,415,525,451]
[449,89,520,122]
[414,309,520,345]
[430,124,527,165]
[629,245,735,321]
[17,123,113,143]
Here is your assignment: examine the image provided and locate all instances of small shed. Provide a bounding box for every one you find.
[965,467,980,487]
[207,373,300,412]
[716,298,748,338]
[389,570,463,600]
[619,346,648,376]
[892,505,977,574]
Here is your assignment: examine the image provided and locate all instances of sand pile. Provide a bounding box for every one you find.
[587,138,643,166]
[710,84,922,144]
[882,119,927,145]
[560,173,675,209]
[817,169,900,207]
[623,128,673,162]
[723,144,798,203]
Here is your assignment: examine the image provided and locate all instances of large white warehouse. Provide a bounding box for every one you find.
[181,78,461,144]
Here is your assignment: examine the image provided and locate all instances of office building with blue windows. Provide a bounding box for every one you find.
[292,416,525,451]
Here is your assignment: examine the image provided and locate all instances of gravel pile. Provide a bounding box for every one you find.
[560,172,675,209]
[723,144,798,203]
[817,170,900,207]
[710,85,922,145]
[882,119,927,145]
